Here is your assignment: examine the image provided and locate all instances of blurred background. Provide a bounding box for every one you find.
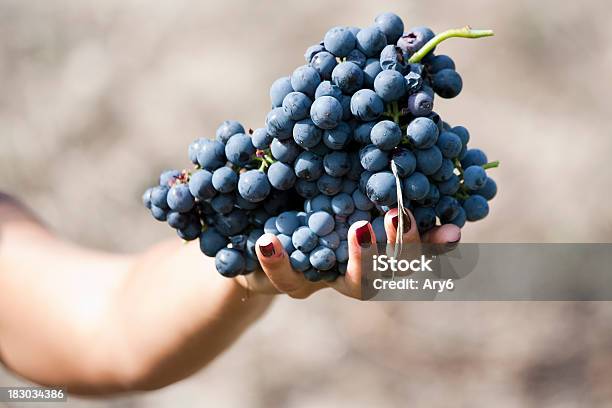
[1,0,612,406]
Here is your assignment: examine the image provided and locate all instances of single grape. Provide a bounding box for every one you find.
[341,179,358,194]
[460,148,488,168]
[270,76,294,108]
[436,130,462,158]
[293,119,323,149]
[224,134,255,166]
[397,26,435,55]
[373,70,406,102]
[310,51,338,80]
[331,62,364,94]
[315,81,343,100]
[347,49,367,68]
[267,161,296,190]
[350,89,384,121]
[251,128,274,149]
[235,195,259,210]
[358,170,374,193]
[363,58,383,89]
[335,240,349,263]
[331,193,355,216]
[271,138,301,163]
[320,231,340,249]
[238,170,270,203]
[188,170,216,200]
[277,234,295,254]
[295,179,319,198]
[355,26,387,57]
[407,88,433,117]
[359,144,389,172]
[352,188,374,211]
[432,69,463,99]
[451,125,470,147]
[348,209,372,225]
[463,194,489,221]
[449,206,466,228]
[199,228,229,257]
[372,216,387,243]
[142,187,153,209]
[391,148,417,177]
[308,194,333,212]
[322,122,352,150]
[366,171,397,206]
[463,165,487,190]
[282,91,312,121]
[211,193,235,214]
[403,172,430,200]
[294,151,324,181]
[474,177,497,200]
[435,195,461,223]
[216,120,245,144]
[290,65,321,97]
[167,211,188,229]
[308,211,335,236]
[213,209,249,237]
[310,96,343,130]
[196,140,226,170]
[374,12,404,44]
[304,44,324,62]
[323,151,350,177]
[211,167,238,193]
[303,268,322,282]
[407,117,439,149]
[292,226,319,253]
[415,146,443,175]
[276,211,301,235]
[379,44,408,73]
[431,158,455,182]
[317,174,343,196]
[215,248,246,277]
[188,138,205,164]
[266,107,295,140]
[370,120,401,150]
[290,250,311,272]
[437,174,461,195]
[413,206,437,232]
[426,54,455,73]
[159,170,181,187]
[264,217,279,234]
[354,121,375,145]
[177,221,202,241]
[340,94,352,121]
[309,246,337,271]
[151,205,168,221]
[323,26,356,57]
[416,184,440,207]
[167,184,195,213]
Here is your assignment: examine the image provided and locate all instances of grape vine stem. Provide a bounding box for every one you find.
[408,26,494,64]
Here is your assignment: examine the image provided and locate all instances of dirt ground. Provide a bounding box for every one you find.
[1,0,612,406]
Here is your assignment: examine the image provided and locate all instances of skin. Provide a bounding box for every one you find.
[0,193,460,395]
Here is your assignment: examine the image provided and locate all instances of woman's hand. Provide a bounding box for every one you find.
[235,207,461,299]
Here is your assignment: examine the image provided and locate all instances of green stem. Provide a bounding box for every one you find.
[482,160,500,170]
[264,154,275,165]
[408,26,494,63]
[258,161,267,172]
[453,158,464,177]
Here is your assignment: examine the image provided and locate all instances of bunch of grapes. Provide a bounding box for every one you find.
[142,12,498,281]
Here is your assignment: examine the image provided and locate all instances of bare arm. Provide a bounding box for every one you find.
[0,194,274,394]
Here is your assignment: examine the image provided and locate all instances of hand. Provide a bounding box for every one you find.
[234,207,461,299]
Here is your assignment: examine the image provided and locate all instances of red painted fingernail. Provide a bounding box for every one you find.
[259,242,276,257]
[356,223,372,248]
[392,211,411,231]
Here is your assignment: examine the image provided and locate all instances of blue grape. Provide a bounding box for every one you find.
[310,51,338,80]
[461,148,488,168]
[199,228,228,257]
[363,58,383,88]
[370,120,401,150]
[352,188,374,211]
[211,193,235,214]
[341,179,358,194]
[215,248,245,277]
[309,246,336,270]
[427,111,444,133]
[323,26,356,57]
[271,138,300,163]
[224,134,255,166]
[167,184,195,212]
[474,177,497,200]
[416,184,440,207]
[464,165,487,190]
[235,195,259,210]
[277,234,295,254]
[415,146,443,175]
[345,152,364,181]
[304,44,324,62]
[151,185,170,209]
[348,27,361,36]
[294,151,324,180]
[142,187,153,209]
[282,92,312,121]
[373,70,406,102]
[379,44,408,73]
[276,211,301,235]
[211,167,237,193]
[323,151,350,177]
[331,62,364,94]
[266,107,295,140]
[348,209,372,224]
[354,121,375,144]
[432,69,463,98]
[449,206,466,228]
[264,217,279,234]
[310,96,343,129]
[177,221,202,241]
[391,148,416,177]
[436,130,462,158]
[315,81,342,100]
[451,125,470,147]
[267,161,296,190]
[188,138,205,164]
[437,174,460,195]
[308,194,333,212]
[160,170,180,187]
[322,121,352,150]
[463,195,489,221]
[216,120,245,144]
[293,119,323,149]
[331,193,355,216]
[347,49,367,68]
[151,205,168,221]
[270,76,293,108]
[427,54,455,73]
[407,88,433,116]
[407,117,439,148]
[372,216,387,243]
[405,71,423,94]
[335,222,349,240]
[359,170,374,193]
[251,209,269,227]
[355,26,387,57]
[290,250,311,272]
[335,240,349,263]
[290,65,321,97]
[307,142,331,156]
[350,89,384,121]
[308,211,335,236]
[435,195,461,223]
[403,172,430,200]
[238,170,270,203]
[303,268,322,282]
[359,144,389,172]
[197,140,226,170]
[397,26,435,55]
[413,206,436,232]
[431,158,455,182]
[251,128,274,149]
[374,12,404,44]
[317,174,343,196]
[263,190,289,215]
[296,211,308,226]
[340,95,351,121]
[320,231,340,249]
[295,179,318,198]
[213,209,249,236]
[292,226,319,253]
[366,171,397,206]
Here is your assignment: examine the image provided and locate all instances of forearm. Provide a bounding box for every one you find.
[0,194,274,394]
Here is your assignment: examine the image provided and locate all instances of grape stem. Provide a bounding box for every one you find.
[482,160,500,170]
[408,26,494,64]
[382,101,402,124]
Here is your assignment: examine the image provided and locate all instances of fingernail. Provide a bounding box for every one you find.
[356,223,372,248]
[392,210,411,232]
[259,242,276,257]
[448,231,461,244]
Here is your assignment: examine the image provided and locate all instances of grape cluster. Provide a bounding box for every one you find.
[142,12,497,281]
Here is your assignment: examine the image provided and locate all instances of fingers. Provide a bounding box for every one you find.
[255,233,319,299]
[326,220,375,299]
[383,207,420,245]
[422,224,461,245]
